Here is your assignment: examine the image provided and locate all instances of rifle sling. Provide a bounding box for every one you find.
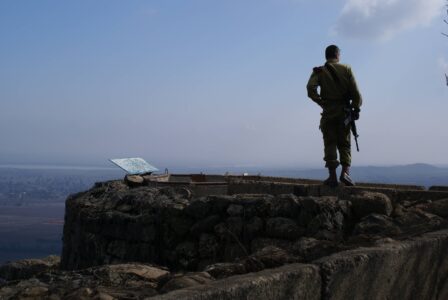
[325,62,350,105]
[325,62,341,85]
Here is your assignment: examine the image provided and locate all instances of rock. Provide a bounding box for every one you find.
[416,198,448,218]
[227,204,244,216]
[266,217,304,240]
[204,262,246,279]
[353,214,401,236]
[0,255,60,281]
[314,229,342,241]
[214,222,228,240]
[223,243,248,261]
[392,204,406,218]
[168,216,194,236]
[349,192,393,218]
[298,197,322,224]
[124,175,145,187]
[96,292,115,300]
[306,211,345,237]
[0,279,49,299]
[161,272,213,293]
[0,263,163,299]
[394,208,445,235]
[244,216,264,239]
[106,240,156,261]
[190,215,221,236]
[373,237,396,246]
[65,287,94,299]
[198,234,219,258]
[176,187,193,199]
[267,194,301,218]
[185,198,211,219]
[292,237,337,261]
[240,256,265,273]
[298,197,348,235]
[235,195,271,218]
[251,238,293,253]
[249,246,299,268]
[226,217,244,237]
[208,195,232,214]
[94,264,171,286]
[22,285,49,297]
[175,242,198,269]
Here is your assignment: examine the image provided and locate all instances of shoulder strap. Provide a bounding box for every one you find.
[325,63,351,104]
[325,62,341,85]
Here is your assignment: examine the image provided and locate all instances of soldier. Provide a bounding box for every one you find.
[306,45,362,187]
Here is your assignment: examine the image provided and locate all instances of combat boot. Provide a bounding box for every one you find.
[323,168,338,188]
[340,165,355,186]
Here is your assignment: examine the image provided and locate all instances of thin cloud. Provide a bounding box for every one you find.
[439,57,448,71]
[334,0,445,40]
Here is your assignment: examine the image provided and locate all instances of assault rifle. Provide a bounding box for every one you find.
[344,105,360,152]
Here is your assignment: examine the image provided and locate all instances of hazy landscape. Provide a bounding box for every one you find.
[0,163,447,264]
[0,166,122,264]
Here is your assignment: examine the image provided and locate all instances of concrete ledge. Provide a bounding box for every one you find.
[152,230,448,300]
[430,186,448,192]
[152,264,321,300]
[228,181,448,204]
[316,229,448,300]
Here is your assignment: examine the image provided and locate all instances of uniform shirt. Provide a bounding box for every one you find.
[306,59,363,119]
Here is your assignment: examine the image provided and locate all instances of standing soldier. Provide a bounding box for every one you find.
[306,45,363,187]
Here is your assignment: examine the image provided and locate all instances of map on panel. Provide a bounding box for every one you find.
[109,158,159,175]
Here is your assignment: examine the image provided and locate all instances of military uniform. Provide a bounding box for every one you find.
[306,59,362,169]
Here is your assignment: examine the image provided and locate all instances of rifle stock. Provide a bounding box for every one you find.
[351,120,360,152]
[344,105,360,152]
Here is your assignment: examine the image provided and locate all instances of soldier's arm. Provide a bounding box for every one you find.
[347,67,362,109]
[306,69,323,107]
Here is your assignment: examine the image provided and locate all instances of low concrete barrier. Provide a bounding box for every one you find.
[228,180,448,204]
[153,264,321,300]
[154,229,448,300]
[317,229,448,300]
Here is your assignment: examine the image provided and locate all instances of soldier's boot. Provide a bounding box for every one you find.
[340,165,355,186]
[323,168,338,188]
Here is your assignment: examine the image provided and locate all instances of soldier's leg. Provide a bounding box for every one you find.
[337,122,355,186]
[337,121,351,167]
[321,118,340,169]
[321,118,339,187]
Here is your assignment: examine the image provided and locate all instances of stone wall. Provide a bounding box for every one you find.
[61,180,352,271]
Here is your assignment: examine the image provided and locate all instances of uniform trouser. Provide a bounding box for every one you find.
[320,116,351,169]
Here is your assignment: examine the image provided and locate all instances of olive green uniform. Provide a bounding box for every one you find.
[306,59,362,169]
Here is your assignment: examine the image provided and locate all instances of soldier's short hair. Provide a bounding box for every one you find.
[325,45,340,60]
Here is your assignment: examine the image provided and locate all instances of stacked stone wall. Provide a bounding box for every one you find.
[61,180,351,271]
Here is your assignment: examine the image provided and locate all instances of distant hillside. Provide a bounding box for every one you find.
[0,167,122,205]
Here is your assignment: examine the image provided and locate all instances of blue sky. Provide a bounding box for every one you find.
[1,0,447,169]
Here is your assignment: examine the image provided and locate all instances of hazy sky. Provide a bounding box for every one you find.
[1,0,447,169]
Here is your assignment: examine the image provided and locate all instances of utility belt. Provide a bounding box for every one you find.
[321,98,347,105]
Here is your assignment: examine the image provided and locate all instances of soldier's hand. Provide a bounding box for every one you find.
[352,109,360,120]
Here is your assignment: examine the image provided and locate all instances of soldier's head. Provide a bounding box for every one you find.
[325,45,340,61]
